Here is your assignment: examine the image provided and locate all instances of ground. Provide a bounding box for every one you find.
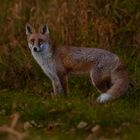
[0,76,140,140]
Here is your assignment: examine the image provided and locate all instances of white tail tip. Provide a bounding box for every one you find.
[96,93,112,103]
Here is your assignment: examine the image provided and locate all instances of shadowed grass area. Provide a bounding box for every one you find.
[0,87,140,140]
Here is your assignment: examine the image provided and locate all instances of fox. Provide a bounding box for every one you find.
[25,23,129,103]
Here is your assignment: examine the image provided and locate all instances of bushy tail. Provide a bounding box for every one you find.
[109,63,129,97]
[97,62,129,103]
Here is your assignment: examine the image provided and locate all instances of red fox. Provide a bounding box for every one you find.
[25,23,129,103]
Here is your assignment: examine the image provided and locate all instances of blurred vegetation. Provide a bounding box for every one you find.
[0,0,140,140]
[0,0,139,90]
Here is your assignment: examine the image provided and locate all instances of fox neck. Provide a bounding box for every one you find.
[31,43,58,81]
[31,43,53,65]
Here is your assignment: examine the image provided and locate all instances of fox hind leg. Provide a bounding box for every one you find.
[93,80,111,93]
[58,73,69,96]
[90,68,110,92]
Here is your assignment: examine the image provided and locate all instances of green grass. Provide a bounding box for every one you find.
[0,80,140,140]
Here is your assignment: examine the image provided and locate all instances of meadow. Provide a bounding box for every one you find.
[0,0,140,139]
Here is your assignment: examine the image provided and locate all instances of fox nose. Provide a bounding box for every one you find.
[33,47,37,52]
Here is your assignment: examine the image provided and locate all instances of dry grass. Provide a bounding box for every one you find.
[0,112,27,140]
[0,0,139,90]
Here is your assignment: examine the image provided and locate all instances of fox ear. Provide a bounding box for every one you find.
[41,24,49,35]
[25,23,33,35]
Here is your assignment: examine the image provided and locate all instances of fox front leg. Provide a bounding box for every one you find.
[51,78,64,96]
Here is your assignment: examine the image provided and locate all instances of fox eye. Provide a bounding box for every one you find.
[38,39,44,45]
[30,39,35,45]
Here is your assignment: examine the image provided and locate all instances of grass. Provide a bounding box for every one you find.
[0,85,140,140]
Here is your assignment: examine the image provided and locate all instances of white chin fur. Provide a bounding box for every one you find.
[96,93,112,103]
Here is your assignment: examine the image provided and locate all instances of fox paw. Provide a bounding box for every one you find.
[96,93,112,103]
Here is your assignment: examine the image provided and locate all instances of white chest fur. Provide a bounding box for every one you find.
[31,44,57,81]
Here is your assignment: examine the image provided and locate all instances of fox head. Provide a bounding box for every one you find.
[25,23,50,53]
